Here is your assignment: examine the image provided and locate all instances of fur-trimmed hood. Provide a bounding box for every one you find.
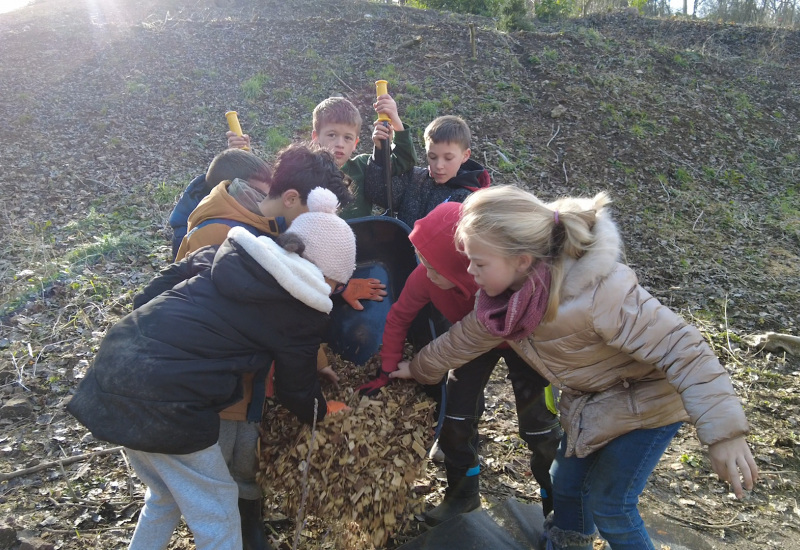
[223,226,333,313]
[552,197,623,301]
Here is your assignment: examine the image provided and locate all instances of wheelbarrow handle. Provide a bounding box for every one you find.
[375,80,393,217]
[225,110,250,151]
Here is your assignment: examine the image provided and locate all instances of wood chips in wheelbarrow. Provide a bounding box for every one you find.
[257,353,437,548]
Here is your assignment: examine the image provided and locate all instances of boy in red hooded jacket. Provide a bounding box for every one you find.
[358,201,561,526]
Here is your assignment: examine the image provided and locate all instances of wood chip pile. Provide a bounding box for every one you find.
[257,355,436,548]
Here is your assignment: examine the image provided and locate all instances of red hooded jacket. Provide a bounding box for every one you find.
[380,202,482,372]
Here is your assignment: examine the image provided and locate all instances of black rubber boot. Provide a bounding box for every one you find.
[423,472,480,527]
[540,515,595,550]
[528,426,562,517]
[238,498,274,550]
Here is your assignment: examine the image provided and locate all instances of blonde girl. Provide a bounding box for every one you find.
[391,185,757,550]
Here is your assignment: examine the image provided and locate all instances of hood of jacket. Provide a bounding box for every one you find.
[187,180,282,235]
[408,202,476,302]
[443,158,491,192]
[553,197,623,301]
[217,227,332,313]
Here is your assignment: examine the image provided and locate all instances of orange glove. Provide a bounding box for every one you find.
[340,278,387,311]
[326,400,350,415]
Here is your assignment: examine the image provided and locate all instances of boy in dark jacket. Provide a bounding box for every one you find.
[169,148,272,260]
[67,188,355,550]
[364,115,490,228]
[357,202,561,527]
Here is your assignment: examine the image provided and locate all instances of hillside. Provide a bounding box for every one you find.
[0,0,799,548]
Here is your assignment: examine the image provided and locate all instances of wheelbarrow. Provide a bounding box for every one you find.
[327,214,450,366]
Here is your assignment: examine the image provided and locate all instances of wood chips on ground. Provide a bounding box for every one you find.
[258,356,435,548]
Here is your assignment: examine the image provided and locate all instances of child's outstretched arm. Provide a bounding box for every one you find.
[709,436,759,499]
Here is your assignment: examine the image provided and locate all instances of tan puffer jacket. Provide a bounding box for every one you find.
[410,206,749,458]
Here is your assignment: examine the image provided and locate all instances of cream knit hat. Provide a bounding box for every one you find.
[286,187,356,284]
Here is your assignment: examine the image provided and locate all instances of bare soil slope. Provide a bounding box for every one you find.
[0,0,798,548]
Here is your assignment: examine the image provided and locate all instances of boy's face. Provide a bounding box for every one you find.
[259,190,309,224]
[426,141,470,184]
[417,252,456,290]
[312,123,359,168]
[248,177,271,195]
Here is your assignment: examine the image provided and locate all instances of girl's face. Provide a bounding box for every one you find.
[463,237,531,297]
[417,252,455,290]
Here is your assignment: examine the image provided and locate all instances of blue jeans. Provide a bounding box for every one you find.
[550,422,682,550]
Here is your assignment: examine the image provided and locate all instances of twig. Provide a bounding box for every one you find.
[9,351,30,392]
[0,446,124,482]
[42,525,136,534]
[692,210,704,231]
[119,447,135,499]
[658,177,670,202]
[562,162,569,185]
[722,295,744,366]
[292,399,319,550]
[662,511,747,530]
[58,460,80,501]
[546,124,560,162]
[328,69,355,95]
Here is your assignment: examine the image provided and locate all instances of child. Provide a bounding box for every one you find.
[227,97,402,310]
[357,202,561,526]
[67,188,356,550]
[228,94,417,220]
[364,115,490,229]
[391,186,759,550]
[172,143,350,549]
[169,148,273,260]
[175,143,353,261]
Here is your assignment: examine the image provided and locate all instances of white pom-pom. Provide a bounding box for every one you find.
[306,187,339,214]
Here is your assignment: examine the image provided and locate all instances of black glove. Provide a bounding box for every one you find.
[528,426,563,517]
[357,368,393,396]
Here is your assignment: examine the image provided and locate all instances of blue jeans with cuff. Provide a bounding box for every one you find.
[549,421,682,550]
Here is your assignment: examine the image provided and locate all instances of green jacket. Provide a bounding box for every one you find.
[340,126,417,219]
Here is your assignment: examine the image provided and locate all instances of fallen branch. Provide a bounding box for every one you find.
[328,69,356,94]
[0,446,123,482]
[662,511,747,530]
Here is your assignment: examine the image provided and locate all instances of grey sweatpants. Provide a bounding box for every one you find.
[218,419,262,500]
[126,444,242,550]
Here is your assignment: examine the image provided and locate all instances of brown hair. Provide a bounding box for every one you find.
[424,115,471,150]
[270,142,354,207]
[205,148,272,189]
[312,97,362,134]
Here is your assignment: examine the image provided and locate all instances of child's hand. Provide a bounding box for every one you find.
[708,437,759,499]
[356,362,397,396]
[341,278,387,311]
[318,366,339,387]
[388,360,413,380]
[373,94,404,131]
[226,131,251,150]
[372,121,393,149]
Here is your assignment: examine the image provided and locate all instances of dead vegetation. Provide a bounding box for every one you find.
[0,0,799,548]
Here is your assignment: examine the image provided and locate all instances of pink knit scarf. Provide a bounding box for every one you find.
[476,261,551,341]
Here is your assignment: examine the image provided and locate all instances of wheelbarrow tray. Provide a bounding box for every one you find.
[328,215,445,366]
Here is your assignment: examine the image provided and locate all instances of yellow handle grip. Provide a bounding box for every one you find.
[225,111,250,151]
[375,80,390,122]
